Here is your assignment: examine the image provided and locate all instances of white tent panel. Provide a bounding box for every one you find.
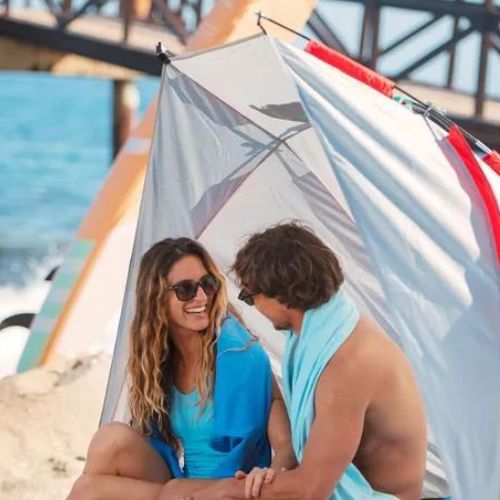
[101,35,499,499]
[197,143,397,340]
[199,152,386,340]
[286,127,354,220]
[276,40,500,500]
[175,35,354,218]
[173,35,306,138]
[102,54,288,423]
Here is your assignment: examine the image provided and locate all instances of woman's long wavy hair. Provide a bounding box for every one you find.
[127,237,228,448]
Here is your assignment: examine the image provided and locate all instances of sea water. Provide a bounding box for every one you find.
[0,71,159,374]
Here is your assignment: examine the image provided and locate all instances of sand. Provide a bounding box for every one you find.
[0,354,111,500]
[0,353,450,499]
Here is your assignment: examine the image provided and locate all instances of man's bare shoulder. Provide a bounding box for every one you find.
[318,316,401,385]
[315,314,422,416]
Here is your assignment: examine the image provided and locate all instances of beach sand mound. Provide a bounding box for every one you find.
[0,354,111,500]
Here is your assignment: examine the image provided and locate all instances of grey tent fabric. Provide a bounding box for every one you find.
[101,35,499,499]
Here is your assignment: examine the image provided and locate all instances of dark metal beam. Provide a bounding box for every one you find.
[61,0,72,17]
[0,16,162,74]
[475,31,490,116]
[379,14,444,57]
[359,0,380,67]
[475,0,494,117]
[121,0,132,41]
[58,0,108,29]
[446,0,462,89]
[151,0,188,41]
[391,26,474,80]
[325,0,500,24]
[3,0,11,16]
[193,0,203,27]
[307,9,350,54]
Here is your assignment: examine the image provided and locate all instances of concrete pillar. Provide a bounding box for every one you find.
[112,80,139,158]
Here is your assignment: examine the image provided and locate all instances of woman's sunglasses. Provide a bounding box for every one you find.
[238,288,258,306]
[168,274,219,302]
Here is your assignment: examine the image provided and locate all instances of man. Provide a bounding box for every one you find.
[196,222,427,500]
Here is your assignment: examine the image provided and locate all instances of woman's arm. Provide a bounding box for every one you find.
[268,376,297,472]
[157,478,224,499]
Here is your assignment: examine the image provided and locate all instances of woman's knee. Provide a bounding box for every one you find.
[87,421,140,464]
[67,474,96,500]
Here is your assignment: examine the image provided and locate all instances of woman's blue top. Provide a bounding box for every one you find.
[149,316,272,478]
[170,387,228,478]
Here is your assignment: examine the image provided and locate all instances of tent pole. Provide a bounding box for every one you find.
[256,11,268,35]
[155,41,172,65]
[255,13,493,155]
[395,86,492,154]
[256,12,311,42]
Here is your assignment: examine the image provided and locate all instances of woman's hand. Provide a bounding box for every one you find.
[235,467,276,498]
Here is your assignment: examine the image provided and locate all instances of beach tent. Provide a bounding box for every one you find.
[101,34,499,499]
[16,0,317,372]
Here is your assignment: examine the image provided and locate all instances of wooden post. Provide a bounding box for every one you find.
[62,0,72,17]
[112,80,139,158]
[475,0,492,117]
[121,0,132,42]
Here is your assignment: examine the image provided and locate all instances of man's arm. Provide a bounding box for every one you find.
[233,376,298,499]
[257,352,374,500]
[190,352,376,500]
[268,375,297,471]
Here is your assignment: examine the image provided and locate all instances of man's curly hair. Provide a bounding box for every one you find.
[232,221,344,310]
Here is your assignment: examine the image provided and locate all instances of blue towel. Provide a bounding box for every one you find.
[150,315,272,478]
[282,288,396,500]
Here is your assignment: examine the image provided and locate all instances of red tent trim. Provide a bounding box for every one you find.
[305,40,395,98]
[447,126,500,267]
[483,151,500,176]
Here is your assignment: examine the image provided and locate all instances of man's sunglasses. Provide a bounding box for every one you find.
[168,274,219,302]
[238,288,258,306]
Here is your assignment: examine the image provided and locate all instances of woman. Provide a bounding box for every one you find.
[68,237,295,500]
